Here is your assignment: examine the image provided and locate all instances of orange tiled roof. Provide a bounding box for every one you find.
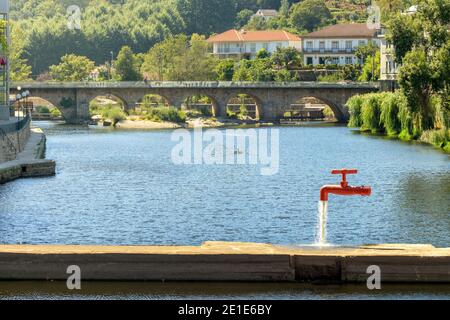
[301,23,378,39]
[207,30,301,43]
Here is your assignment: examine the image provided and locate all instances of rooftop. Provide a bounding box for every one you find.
[207,29,300,43]
[302,23,379,39]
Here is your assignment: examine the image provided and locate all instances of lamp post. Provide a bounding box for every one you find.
[110,51,114,81]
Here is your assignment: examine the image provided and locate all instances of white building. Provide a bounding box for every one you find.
[253,9,278,20]
[207,29,301,59]
[301,23,380,66]
[379,32,398,81]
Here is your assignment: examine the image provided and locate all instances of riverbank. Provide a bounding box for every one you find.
[0,126,56,184]
[355,128,450,154]
[0,242,448,283]
[102,117,248,130]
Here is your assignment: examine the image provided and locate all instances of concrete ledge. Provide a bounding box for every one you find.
[0,242,448,283]
[0,127,55,184]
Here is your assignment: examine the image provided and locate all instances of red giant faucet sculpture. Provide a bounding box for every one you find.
[320,169,372,201]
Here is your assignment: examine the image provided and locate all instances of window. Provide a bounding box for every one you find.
[263,43,269,50]
[306,57,313,65]
[276,42,282,49]
[345,56,353,64]
[358,40,365,46]
[332,41,339,50]
[346,41,352,50]
[319,41,325,50]
[306,41,313,49]
[250,43,256,53]
[224,43,230,53]
[331,57,339,64]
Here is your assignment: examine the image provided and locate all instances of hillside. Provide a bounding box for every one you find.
[9,0,373,76]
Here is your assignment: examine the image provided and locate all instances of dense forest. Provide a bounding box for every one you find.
[9,0,376,77]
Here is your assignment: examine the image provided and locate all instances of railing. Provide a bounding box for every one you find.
[303,48,355,54]
[0,115,31,133]
[217,48,245,54]
[12,81,380,89]
[0,115,31,157]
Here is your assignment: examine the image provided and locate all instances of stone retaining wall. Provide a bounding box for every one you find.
[0,117,31,163]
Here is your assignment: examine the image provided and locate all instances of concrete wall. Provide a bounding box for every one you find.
[0,117,31,163]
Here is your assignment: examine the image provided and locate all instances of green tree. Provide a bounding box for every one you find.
[141,34,218,81]
[175,0,236,34]
[49,54,95,81]
[270,47,301,70]
[235,9,254,29]
[398,50,435,132]
[355,42,379,65]
[389,0,450,132]
[9,23,32,81]
[358,51,380,82]
[113,46,141,81]
[289,0,332,32]
[386,13,422,64]
[215,59,235,81]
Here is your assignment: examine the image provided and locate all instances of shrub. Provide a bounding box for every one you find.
[317,73,342,82]
[35,106,50,114]
[50,108,62,117]
[144,107,186,123]
[100,106,127,126]
[420,129,450,149]
[443,142,450,153]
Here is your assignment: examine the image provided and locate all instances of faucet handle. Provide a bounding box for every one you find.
[331,169,358,187]
[331,169,358,175]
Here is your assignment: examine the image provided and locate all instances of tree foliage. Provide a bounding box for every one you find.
[289,0,332,32]
[49,54,95,81]
[113,46,141,81]
[140,34,218,81]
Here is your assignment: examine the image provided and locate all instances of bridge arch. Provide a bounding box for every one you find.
[287,94,348,122]
[14,96,75,122]
[87,93,129,110]
[225,93,263,121]
[182,94,220,118]
[136,94,172,108]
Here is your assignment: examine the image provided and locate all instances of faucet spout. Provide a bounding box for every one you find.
[320,185,372,201]
[320,169,372,201]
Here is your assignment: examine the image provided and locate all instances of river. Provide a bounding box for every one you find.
[0,121,449,247]
[0,121,449,300]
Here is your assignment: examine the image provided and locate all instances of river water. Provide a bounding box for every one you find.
[1,121,450,299]
[0,121,449,247]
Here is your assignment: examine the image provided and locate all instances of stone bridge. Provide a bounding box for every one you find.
[11,82,379,123]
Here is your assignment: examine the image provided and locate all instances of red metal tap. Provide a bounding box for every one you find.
[320,169,372,201]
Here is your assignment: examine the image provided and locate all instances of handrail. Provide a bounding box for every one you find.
[0,126,17,157]
[0,115,31,157]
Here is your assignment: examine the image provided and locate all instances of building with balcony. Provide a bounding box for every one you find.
[301,23,380,66]
[207,29,301,59]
